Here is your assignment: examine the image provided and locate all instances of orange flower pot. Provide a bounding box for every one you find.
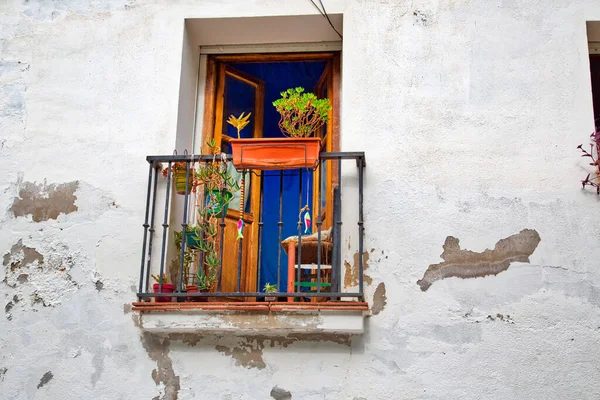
[230,137,322,170]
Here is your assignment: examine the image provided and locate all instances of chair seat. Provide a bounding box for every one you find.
[295,281,332,288]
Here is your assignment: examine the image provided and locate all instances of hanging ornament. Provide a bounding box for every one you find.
[237,172,245,240]
[304,209,311,233]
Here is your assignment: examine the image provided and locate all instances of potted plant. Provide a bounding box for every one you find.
[182,225,203,249]
[184,140,239,301]
[162,162,198,195]
[196,139,239,218]
[230,87,331,170]
[151,273,175,302]
[171,230,196,295]
[263,282,278,302]
[186,267,214,302]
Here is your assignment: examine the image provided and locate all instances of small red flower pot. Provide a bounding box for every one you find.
[153,283,175,302]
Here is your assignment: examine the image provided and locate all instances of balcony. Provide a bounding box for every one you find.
[133,152,367,334]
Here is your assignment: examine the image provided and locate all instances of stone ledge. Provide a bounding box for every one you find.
[134,302,368,335]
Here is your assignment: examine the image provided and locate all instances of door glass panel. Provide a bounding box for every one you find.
[224,73,256,139]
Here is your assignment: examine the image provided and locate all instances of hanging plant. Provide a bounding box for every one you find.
[162,161,199,195]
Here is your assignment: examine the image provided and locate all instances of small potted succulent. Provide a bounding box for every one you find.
[230,87,331,170]
[171,230,196,299]
[263,282,278,302]
[152,273,175,302]
[189,267,214,302]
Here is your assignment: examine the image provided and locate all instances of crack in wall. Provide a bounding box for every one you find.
[418,229,541,291]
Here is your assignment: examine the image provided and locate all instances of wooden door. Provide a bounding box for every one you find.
[213,65,264,297]
[312,54,340,232]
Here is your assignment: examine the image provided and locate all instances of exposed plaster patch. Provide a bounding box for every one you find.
[167,333,204,347]
[487,313,515,324]
[215,345,266,369]
[271,386,292,400]
[9,180,78,222]
[344,251,371,287]
[123,304,132,314]
[2,239,44,272]
[140,333,180,400]
[213,334,351,370]
[417,229,541,291]
[37,371,53,389]
[371,282,387,315]
[2,239,80,309]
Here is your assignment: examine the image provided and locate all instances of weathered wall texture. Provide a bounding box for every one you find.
[2,0,600,399]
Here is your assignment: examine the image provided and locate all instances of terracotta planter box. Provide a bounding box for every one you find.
[230,137,322,170]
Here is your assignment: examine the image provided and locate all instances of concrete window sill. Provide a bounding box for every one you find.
[133,302,368,335]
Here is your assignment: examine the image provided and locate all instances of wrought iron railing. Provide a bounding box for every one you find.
[137,152,365,302]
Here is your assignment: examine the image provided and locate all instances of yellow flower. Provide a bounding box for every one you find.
[227,112,252,139]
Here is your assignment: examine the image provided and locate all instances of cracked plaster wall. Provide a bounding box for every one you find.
[2,0,600,399]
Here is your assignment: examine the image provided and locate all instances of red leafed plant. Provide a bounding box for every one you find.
[577,124,600,194]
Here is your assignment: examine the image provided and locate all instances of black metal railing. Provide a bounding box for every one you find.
[137,152,365,302]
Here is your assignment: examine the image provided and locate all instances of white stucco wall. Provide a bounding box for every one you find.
[2,1,600,399]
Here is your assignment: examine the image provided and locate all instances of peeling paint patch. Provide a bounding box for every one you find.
[418,229,541,291]
[213,334,351,370]
[140,333,180,400]
[37,371,53,389]
[215,345,266,369]
[95,280,104,291]
[10,181,78,222]
[2,239,44,272]
[271,386,292,400]
[371,282,387,315]
[0,367,6,383]
[344,251,371,287]
[487,313,515,324]
[3,239,79,308]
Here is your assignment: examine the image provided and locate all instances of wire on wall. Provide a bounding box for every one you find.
[308,0,343,40]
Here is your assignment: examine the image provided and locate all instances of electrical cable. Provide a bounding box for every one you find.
[308,0,343,40]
